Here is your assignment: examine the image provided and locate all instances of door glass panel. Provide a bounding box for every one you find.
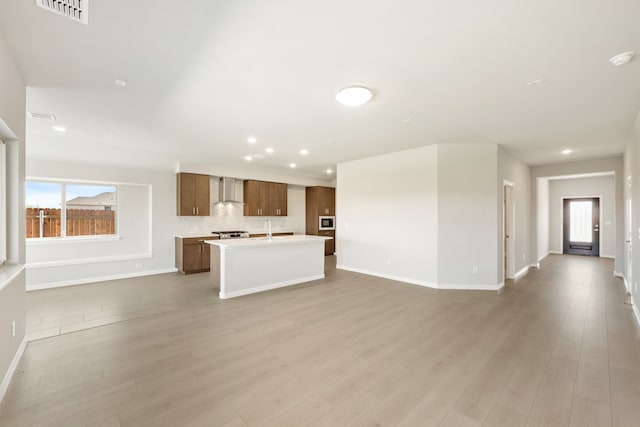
[569,201,592,243]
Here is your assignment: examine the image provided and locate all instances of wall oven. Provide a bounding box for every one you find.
[318,216,335,231]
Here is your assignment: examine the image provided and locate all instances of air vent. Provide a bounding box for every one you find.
[36,0,89,25]
[27,111,56,122]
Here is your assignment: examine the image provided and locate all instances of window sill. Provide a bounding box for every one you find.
[26,235,121,245]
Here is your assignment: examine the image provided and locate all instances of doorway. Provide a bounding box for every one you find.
[563,197,600,256]
[503,180,515,280]
[626,177,632,290]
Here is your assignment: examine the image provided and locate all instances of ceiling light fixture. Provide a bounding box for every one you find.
[289,163,297,168]
[265,147,274,154]
[300,149,309,155]
[562,149,572,155]
[326,169,333,174]
[52,126,67,132]
[526,77,545,86]
[115,79,127,87]
[244,156,252,161]
[247,137,257,144]
[336,86,373,107]
[609,51,634,66]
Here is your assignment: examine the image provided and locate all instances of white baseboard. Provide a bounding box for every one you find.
[0,335,27,405]
[337,265,437,289]
[530,262,540,269]
[26,268,178,291]
[601,254,615,259]
[336,265,502,291]
[622,276,630,292]
[548,251,562,255]
[538,252,550,263]
[514,266,529,280]
[219,274,324,299]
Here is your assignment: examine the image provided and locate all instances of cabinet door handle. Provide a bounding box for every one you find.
[192,207,196,215]
[196,207,199,215]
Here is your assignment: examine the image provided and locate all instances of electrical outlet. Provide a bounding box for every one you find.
[386,258,392,266]
[472,266,478,274]
[11,320,16,338]
[635,282,638,293]
[522,253,525,261]
[135,263,143,268]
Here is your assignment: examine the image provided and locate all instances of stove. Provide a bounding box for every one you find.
[214,230,250,239]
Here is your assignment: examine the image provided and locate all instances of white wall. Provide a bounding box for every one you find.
[498,148,532,278]
[624,109,640,320]
[531,157,624,274]
[337,145,439,286]
[438,144,499,288]
[548,175,616,257]
[0,30,27,402]
[536,178,550,262]
[25,159,176,289]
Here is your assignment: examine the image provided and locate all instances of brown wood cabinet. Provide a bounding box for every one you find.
[243,180,288,216]
[318,230,335,255]
[306,186,336,255]
[177,173,210,216]
[176,236,216,274]
[305,186,335,234]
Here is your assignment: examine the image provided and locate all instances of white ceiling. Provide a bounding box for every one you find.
[1,0,639,180]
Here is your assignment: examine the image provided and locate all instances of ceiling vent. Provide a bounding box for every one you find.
[36,0,89,25]
[27,111,56,122]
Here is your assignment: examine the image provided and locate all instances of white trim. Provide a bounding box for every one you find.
[530,262,540,269]
[26,235,121,245]
[538,252,550,262]
[623,275,631,292]
[0,335,27,405]
[26,253,152,269]
[219,274,324,299]
[26,267,177,291]
[549,250,562,255]
[614,271,625,279]
[514,266,529,280]
[0,264,25,292]
[503,179,515,187]
[336,265,503,291]
[600,254,615,259]
[337,265,437,289]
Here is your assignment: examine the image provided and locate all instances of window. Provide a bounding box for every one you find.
[26,181,117,239]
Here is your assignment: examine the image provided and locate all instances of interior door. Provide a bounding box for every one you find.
[563,198,600,256]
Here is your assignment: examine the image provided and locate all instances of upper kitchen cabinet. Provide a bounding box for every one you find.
[305,186,335,233]
[243,180,288,216]
[177,173,210,216]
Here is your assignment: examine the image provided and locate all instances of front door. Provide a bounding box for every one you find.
[563,198,600,256]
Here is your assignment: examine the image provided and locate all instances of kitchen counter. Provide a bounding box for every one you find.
[175,233,219,239]
[205,235,331,299]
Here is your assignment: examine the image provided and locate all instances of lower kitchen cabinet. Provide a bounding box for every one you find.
[248,232,294,238]
[176,236,215,274]
[318,230,335,255]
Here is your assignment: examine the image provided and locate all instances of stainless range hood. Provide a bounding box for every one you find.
[218,177,243,203]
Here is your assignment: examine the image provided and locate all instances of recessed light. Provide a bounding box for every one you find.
[289,163,297,168]
[300,149,309,155]
[115,79,127,87]
[247,137,257,144]
[609,52,634,66]
[562,149,572,155]
[265,147,274,154]
[402,117,412,123]
[336,86,373,107]
[326,169,333,174]
[52,126,67,132]
[244,156,252,161]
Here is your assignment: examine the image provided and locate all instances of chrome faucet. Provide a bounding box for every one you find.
[266,219,272,240]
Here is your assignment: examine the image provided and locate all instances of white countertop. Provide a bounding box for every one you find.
[175,230,296,238]
[205,234,330,249]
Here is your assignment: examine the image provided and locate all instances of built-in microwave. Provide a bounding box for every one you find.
[318,216,335,231]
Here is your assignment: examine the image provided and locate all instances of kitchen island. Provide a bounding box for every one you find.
[205,235,332,299]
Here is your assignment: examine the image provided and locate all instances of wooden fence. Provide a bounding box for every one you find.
[26,208,116,238]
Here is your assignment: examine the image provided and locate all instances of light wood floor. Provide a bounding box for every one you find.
[1,255,640,426]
